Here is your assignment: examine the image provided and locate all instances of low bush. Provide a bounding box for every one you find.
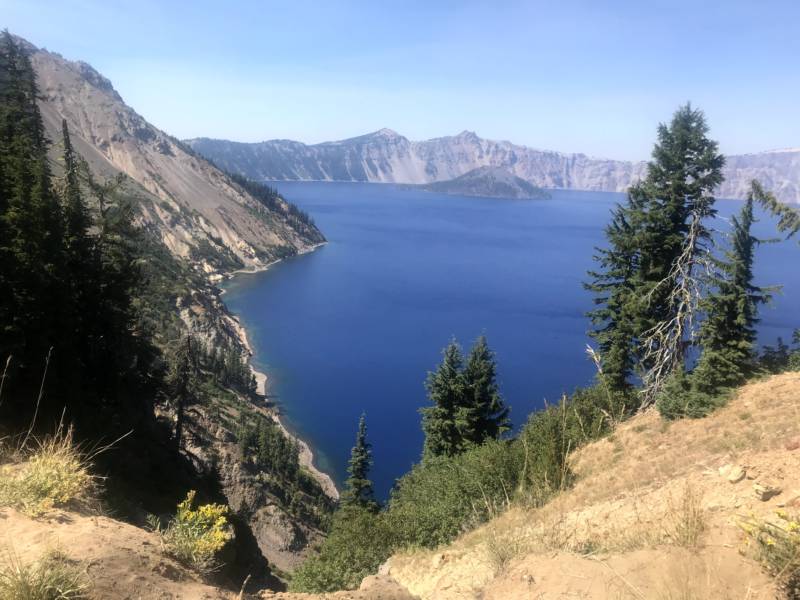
[387,439,523,548]
[518,384,628,503]
[289,505,394,593]
[148,490,233,573]
[0,427,93,516]
[0,549,88,600]
[656,371,728,421]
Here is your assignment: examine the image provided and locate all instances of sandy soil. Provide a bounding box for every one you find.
[1,507,234,599]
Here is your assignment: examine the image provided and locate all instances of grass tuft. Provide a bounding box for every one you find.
[0,548,88,600]
[664,484,706,549]
[0,426,94,516]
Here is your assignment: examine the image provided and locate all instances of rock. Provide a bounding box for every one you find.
[754,483,782,501]
[718,464,732,477]
[432,553,448,569]
[777,490,800,508]
[786,436,800,451]
[728,466,746,483]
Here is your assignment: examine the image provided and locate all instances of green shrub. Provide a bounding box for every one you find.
[0,549,88,600]
[148,490,233,573]
[518,384,626,502]
[387,439,523,548]
[656,371,728,420]
[289,505,393,593]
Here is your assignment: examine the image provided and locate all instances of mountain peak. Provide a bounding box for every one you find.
[455,130,479,141]
[373,128,402,139]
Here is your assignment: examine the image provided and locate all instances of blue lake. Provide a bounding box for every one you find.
[222,182,800,497]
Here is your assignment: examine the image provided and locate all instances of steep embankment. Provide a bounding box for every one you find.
[29,42,324,276]
[382,372,800,599]
[21,36,334,573]
[186,130,800,203]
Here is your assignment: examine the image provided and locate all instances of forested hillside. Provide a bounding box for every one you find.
[0,31,334,586]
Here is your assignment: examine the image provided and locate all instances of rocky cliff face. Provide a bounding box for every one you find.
[187,130,800,203]
[29,42,324,277]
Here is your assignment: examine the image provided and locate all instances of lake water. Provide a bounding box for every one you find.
[222,182,800,497]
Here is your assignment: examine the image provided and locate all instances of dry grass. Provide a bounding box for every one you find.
[569,372,800,510]
[0,426,95,516]
[0,548,88,600]
[664,483,706,549]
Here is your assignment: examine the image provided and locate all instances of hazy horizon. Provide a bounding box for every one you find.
[5,0,800,161]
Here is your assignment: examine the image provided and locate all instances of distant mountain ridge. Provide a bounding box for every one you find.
[186,130,800,203]
[419,166,549,199]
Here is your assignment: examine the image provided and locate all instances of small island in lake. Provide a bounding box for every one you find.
[420,166,550,199]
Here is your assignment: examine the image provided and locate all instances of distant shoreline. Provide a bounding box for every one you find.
[220,242,340,500]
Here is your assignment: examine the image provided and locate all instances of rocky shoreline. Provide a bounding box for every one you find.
[221,243,340,501]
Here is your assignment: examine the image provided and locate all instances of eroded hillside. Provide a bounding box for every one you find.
[382,372,800,599]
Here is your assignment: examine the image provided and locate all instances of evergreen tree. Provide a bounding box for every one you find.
[585,196,642,391]
[587,104,725,402]
[420,340,467,459]
[342,413,377,510]
[0,31,67,388]
[692,196,769,393]
[632,104,724,397]
[463,336,510,442]
[750,180,800,243]
[169,335,198,453]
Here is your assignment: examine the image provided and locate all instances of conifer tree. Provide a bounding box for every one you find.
[420,340,467,459]
[633,104,724,400]
[586,196,642,391]
[692,195,769,393]
[0,31,65,375]
[170,335,198,453]
[750,180,800,242]
[463,336,510,442]
[587,104,725,403]
[342,413,377,510]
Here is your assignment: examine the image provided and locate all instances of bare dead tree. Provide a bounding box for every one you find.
[638,206,715,407]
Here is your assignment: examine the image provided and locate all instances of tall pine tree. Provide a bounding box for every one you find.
[587,104,725,402]
[692,195,769,393]
[633,104,724,398]
[342,413,377,511]
[585,195,642,391]
[420,340,467,460]
[0,30,65,381]
[463,335,510,442]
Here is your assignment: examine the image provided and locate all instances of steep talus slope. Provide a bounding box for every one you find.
[187,130,800,203]
[28,41,324,277]
[381,372,800,599]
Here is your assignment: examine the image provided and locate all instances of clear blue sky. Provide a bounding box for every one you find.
[4,0,799,160]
